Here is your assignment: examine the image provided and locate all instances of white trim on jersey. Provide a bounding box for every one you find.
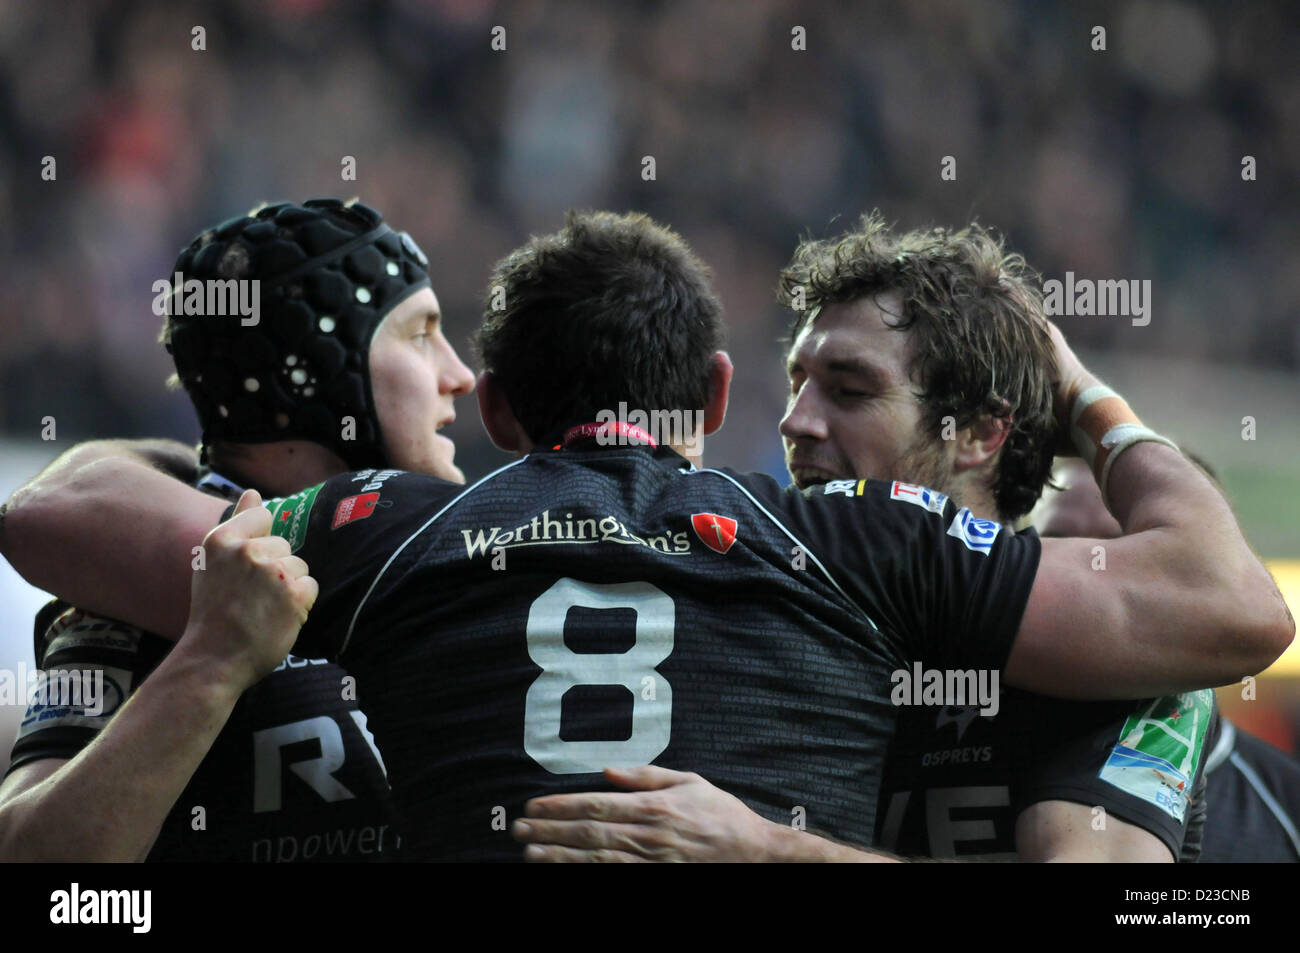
[343,457,883,653]
[1204,718,1235,774]
[1226,749,1300,859]
[685,468,881,633]
[340,457,529,655]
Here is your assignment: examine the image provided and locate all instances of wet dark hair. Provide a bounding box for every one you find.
[475,210,724,442]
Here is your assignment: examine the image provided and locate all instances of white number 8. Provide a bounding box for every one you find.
[523,578,674,774]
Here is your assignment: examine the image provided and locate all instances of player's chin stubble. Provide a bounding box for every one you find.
[892,435,955,499]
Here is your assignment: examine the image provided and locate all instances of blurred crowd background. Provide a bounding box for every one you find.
[0,0,1297,759]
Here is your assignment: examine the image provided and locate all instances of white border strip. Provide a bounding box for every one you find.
[687,468,880,632]
[1228,750,1300,859]
[340,457,528,655]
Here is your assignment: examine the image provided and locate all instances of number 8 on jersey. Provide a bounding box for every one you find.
[523,578,675,773]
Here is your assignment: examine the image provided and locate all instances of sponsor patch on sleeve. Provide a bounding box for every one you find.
[1098,691,1213,823]
[332,492,382,530]
[45,613,143,659]
[889,481,949,514]
[265,483,323,552]
[14,665,131,738]
[823,479,866,497]
[946,507,1001,554]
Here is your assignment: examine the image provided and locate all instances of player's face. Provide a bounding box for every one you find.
[369,286,476,483]
[780,293,953,492]
[1037,460,1122,538]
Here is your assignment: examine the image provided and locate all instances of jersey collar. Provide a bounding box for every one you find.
[195,467,247,499]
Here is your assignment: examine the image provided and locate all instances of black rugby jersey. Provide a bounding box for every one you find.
[5,473,402,863]
[249,448,1042,861]
[876,684,1218,861]
[1201,720,1300,862]
[875,523,1218,862]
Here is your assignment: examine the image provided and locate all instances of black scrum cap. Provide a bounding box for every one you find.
[163,198,431,469]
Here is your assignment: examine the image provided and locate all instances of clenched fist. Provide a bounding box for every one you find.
[181,489,318,692]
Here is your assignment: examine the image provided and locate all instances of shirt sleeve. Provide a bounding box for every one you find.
[1009,689,1218,860]
[4,605,166,775]
[787,478,1042,673]
[238,469,462,660]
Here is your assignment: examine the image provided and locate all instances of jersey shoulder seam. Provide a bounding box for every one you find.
[340,457,530,655]
[686,468,881,633]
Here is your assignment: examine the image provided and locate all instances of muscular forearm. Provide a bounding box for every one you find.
[1106,442,1293,682]
[762,824,900,862]
[0,634,243,862]
[2,439,195,497]
[2,452,224,638]
[123,438,200,483]
[1015,800,1174,863]
[1019,332,1293,698]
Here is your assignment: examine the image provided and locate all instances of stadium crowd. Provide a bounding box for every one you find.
[1,0,1297,480]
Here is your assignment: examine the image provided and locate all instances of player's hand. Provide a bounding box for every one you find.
[1045,320,1102,456]
[512,766,780,862]
[179,489,318,691]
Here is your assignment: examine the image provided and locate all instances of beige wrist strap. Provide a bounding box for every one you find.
[1069,384,1180,502]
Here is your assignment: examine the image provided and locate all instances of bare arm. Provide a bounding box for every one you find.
[111,438,200,484]
[0,645,245,861]
[755,802,1169,863]
[1,441,227,639]
[0,492,316,861]
[1005,329,1293,699]
[1015,800,1173,863]
[513,768,1171,863]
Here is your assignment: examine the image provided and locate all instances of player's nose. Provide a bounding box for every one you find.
[439,338,476,397]
[779,385,829,442]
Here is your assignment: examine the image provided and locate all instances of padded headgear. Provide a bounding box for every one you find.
[163,198,431,469]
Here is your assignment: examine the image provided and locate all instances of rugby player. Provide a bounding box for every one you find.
[0,211,1291,861]
[1041,458,1300,863]
[0,488,317,860]
[511,217,1219,862]
[0,199,475,861]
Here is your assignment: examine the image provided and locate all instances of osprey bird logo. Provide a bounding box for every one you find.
[936,706,981,742]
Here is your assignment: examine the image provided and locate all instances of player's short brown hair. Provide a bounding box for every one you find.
[475,210,724,442]
[779,212,1057,520]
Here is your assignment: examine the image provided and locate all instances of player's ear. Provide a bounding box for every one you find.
[477,370,532,454]
[953,411,1012,473]
[702,351,733,436]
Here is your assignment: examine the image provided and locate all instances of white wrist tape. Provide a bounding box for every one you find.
[1069,384,1180,503]
[1096,427,1181,503]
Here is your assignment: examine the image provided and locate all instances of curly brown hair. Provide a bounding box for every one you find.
[778,212,1057,520]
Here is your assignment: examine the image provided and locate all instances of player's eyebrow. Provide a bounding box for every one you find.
[823,356,889,387]
[785,352,889,388]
